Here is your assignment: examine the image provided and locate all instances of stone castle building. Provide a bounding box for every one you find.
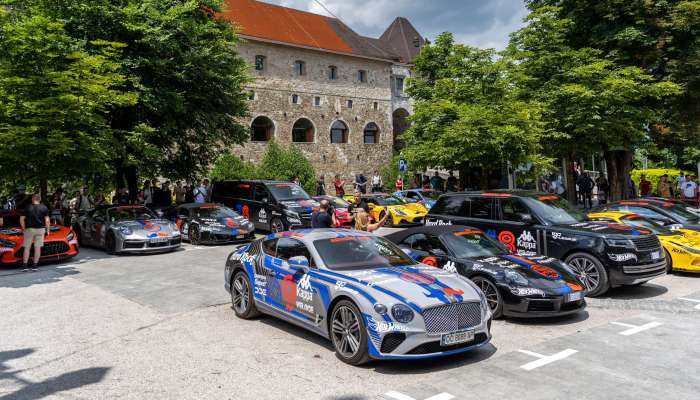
[221,0,424,180]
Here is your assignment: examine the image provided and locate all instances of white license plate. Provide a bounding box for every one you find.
[150,237,169,243]
[236,235,245,239]
[440,330,474,346]
[566,291,583,302]
[651,251,661,260]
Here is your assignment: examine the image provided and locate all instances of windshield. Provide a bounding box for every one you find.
[442,230,509,258]
[314,236,417,271]
[108,207,157,222]
[267,183,310,201]
[193,206,239,219]
[619,215,672,235]
[523,196,586,225]
[331,198,349,208]
[373,196,406,206]
[660,203,700,223]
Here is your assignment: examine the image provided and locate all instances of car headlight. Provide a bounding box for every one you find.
[669,224,683,231]
[284,210,300,218]
[391,304,414,323]
[504,269,529,286]
[66,232,74,241]
[605,238,635,248]
[0,238,15,248]
[374,304,388,314]
[678,244,700,254]
[118,226,133,236]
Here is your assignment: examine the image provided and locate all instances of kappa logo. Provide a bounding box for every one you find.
[258,209,267,220]
[517,230,537,250]
[297,274,312,291]
[443,261,458,273]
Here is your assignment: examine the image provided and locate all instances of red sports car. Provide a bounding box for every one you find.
[312,196,354,228]
[0,210,79,266]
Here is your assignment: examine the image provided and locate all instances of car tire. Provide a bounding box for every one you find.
[330,300,370,365]
[664,249,673,274]
[230,270,260,319]
[270,217,285,233]
[565,252,609,297]
[189,224,201,245]
[105,232,117,255]
[472,276,503,319]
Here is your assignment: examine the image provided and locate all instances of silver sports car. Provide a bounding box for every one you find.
[73,206,181,254]
[224,229,492,365]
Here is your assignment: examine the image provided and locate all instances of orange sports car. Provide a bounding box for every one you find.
[0,210,79,266]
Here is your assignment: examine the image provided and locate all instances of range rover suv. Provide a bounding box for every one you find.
[211,180,319,232]
[425,191,666,296]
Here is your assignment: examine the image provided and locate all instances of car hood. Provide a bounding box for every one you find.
[554,221,654,239]
[467,254,583,295]
[0,225,69,239]
[661,231,700,248]
[116,219,178,238]
[197,216,253,229]
[340,264,482,310]
[279,199,319,213]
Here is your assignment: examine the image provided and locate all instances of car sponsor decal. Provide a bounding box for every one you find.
[378,266,463,304]
[425,219,452,226]
[455,229,483,236]
[551,232,577,242]
[443,260,458,273]
[516,230,537,255]
[498,231,516,252]
[503,255,562,280]
[421,256,439,267]
[258,209,267,224]
[608,253,638,262]
[367,317,409,333]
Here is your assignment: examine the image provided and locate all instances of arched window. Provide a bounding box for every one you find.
[363,122,379,144]
[292,118,315,143]
[330,120,348,144]
[251,116,274,142]
[328,65,338,80]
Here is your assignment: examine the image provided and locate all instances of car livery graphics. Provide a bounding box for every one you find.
[169,203,255,245]
[426,191,666,296]
[0,210,79,266]
[386,225,586,318]
[225,229,491,364]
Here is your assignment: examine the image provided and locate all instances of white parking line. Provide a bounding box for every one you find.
[384,391,454,400]
[517,349,578,371]
[679,298,700,310]
[610,321,663,336]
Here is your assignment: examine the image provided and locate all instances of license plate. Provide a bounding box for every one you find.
[236,235,244,239]
[440,330,474,346]
[651,251,661,260]
[565,291,583,302]
[150,237,169,243]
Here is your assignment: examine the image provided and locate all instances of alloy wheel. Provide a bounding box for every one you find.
[271,218,284,233]
[331,306,361,358]
[232,275,250,314]
[568,257,600,292]
[476,279,500,312]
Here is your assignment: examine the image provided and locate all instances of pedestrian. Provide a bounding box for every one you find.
[154,181,172,208]
[639,174,652,197]
[682,175,698,204]
[446,171,458,192]
[576,172,594,209]
[139,180,155,207]
[184,183,195,204]
[20,194,50,270]
[371,170,382,193]
[175,181,187,204]
[677,172,686,198]
[292,176,300,186]
[349,191,370,214]
[333,174,345,198]
[395,175,404,192]
[94,193,107,207]
[354,210,388,233]
[311,199,336,228]
[76,187,94,212]
[657,175,672,198]
[316,176,326,196]
[49,190,64,225]
[626,176,637,199]
[12,185,30,212]
[193,179,208,204]
[430,171,444,192]
[204,179,212,202]
[596,175,609,205]
[112,187,130,206]
[355,173,368,194]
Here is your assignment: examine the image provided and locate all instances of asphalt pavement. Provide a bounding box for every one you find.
[1,241,699,400]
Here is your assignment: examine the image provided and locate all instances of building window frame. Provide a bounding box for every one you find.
[363,122,379,144]
[314,96,321,107]
[292,118,316,143]
[254,55,266,71]
[395,75,405,94]
[328,65,338,80]
[294,60,306,76]
[346,99,353,109]
[330,120,349,144]
[291,94,301,105]
[358,69,367,83]
[250,115,275,142]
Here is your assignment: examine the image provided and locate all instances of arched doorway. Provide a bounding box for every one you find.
[251,116,274,142]
[392,108,410,151]
[292,118,315,143]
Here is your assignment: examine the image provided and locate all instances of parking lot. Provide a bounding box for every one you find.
[1,239,700,400]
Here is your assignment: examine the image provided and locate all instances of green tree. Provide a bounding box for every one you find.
[0,9,136,199]
[403,33,546,189]
[209,153,257,181]
[507,7,680,200]
[258,141,316,194]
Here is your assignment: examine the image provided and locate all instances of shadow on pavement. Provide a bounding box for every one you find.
[505,310,590,326]
[598,282,669,300]
[0,348,109,400]
[0,265,80,289]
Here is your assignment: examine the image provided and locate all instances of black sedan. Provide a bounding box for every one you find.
[170,203,255,245]
[385,225,587,318]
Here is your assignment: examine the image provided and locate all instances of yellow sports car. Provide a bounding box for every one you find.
[363,193,428,226]
[589,211,700,273]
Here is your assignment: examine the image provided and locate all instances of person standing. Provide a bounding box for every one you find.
[355,173,368,194]
[316,176,326,196]
[657,175,672,198]
[193,180,208,204]
[446,171,458,192]
[158,181,173,207]
[311,199,336,228]
[395,175,404,192]
[49,191,64,225]
[639,174,652,197]
[12,185,30,212]
[596,175,609,205]
[112,187,130,206]
[371,170,382,193]
[20,194,50,270]
[174,181,187,204]
[677,172,686,198]
[682,176,698,204]
[576,172,594,209]
[140,180,155,207]
[430,171,444,192]
[333,175,345,198]
[354,210,388,233]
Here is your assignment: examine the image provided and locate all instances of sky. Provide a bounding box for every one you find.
[263,0,529,50]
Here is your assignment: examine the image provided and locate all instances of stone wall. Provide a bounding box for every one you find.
[232,40,395,185]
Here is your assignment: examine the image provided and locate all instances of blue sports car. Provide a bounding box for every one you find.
[224,229,492,365]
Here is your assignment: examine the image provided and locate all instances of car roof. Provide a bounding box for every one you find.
[215,179,294,185]
[265,229,377,242]
[384,225,481,243]
[439,189,547,199]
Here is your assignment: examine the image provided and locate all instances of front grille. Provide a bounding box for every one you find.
[422,302,482,334]
[147,241,169,248]
[380,333,406,353]
[632,236,661,251]
[407,333,488,355]
[622,260,667,274]
[527,300,556,312]
[123,241,144,249]
[170,237,181,245]
[15,241,69,258]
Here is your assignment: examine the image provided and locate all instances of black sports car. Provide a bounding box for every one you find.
[386,225,587,318]
[171,203,255,245]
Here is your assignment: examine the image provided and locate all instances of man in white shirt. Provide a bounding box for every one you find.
[682,175,697,201]
[371,171,382,193]
[193,180,208,204]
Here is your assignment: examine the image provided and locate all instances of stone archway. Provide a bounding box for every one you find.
[392,108,410,151]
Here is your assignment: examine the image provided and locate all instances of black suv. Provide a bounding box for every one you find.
[211,180,319,232]
[425,191,666,296]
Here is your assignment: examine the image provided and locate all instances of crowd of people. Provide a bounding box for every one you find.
[314,170,461,197]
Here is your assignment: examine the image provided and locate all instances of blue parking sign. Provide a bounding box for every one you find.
[399,158,407,173]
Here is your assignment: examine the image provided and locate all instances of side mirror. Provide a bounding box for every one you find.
[519,213,534,223]
[262,198,268,204]
[288,256,310,268]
